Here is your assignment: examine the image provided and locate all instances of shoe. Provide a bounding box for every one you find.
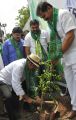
[67,110,76,119]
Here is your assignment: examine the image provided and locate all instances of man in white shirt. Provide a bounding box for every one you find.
[24,19,50,61]
[0,53,41,120]
[36,1,76,119]
[24,19,50,75]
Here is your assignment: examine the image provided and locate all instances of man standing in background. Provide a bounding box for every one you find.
[2,27,24,66]
[24,19,50,75]
[24,19,50,62]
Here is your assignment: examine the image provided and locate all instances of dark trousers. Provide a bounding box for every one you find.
[5,97,18,120]
[0,84,19,120]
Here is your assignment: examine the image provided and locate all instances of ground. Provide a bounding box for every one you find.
[0,95,76,120]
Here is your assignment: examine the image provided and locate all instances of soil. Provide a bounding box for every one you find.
[0,95,76,120]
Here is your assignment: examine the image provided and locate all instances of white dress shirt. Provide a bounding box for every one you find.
[57,9,76,65]
[0,58,26,96]
[24,29,50,54]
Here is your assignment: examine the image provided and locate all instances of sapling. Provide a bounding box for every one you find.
[38,61,62,112]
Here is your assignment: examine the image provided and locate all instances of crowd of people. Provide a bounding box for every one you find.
[0,0,76,120]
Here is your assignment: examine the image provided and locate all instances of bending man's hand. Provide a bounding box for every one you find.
[23,95,34,104]
[19,95,34,104]
[35,96,41,104]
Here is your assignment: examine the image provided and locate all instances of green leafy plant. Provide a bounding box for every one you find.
[38,61,62,111]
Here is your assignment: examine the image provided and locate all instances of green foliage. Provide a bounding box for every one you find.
[16,6,30,29]
[4,33,11,40]
[38,61,62,99]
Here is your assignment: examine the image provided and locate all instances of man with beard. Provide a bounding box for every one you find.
[24,19,50,62]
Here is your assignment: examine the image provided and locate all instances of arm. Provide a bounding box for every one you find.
[60,11,76,53]
[23,34,31,56]
[2,41,9,66]
[12,64,25,96]
[62,30,75,53]
[12,63,34,103]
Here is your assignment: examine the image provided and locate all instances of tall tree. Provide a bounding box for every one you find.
[16,6,30,29]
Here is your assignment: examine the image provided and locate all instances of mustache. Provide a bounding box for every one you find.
[33,29,40,33]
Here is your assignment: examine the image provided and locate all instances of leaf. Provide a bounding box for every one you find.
[38,61,62,97]
[15,6,30,29]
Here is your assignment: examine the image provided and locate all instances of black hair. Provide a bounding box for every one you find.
[36,1,52,16]
[30,19,39,26]
[12,27,23,33]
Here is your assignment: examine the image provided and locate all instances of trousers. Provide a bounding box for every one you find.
[64,63,76,110]
[0,84,19,120]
